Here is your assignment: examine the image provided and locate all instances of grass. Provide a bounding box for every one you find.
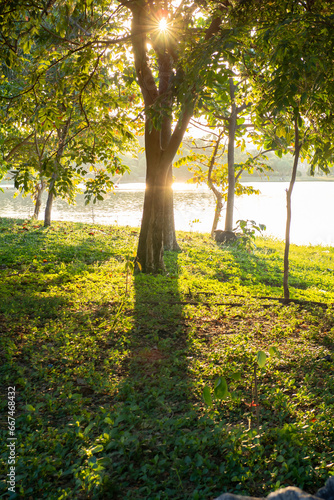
[0,216,334,499]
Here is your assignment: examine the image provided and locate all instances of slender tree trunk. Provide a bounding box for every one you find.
[207,132,224,237]
[211,195,223,236]
[283,118,301,302]
[43,120,70,227]
[44,175,56,227]
[225,77,237,232]
[32,180,46,219]
[158,47,180,252]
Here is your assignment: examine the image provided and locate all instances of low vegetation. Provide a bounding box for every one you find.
[1,217,334,499]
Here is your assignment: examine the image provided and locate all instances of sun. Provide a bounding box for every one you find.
[158,17,168,31]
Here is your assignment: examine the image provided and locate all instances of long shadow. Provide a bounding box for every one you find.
[0,221,234,498]
[101,250,229,499]
[105,250,191,497]
[213,242,314,293]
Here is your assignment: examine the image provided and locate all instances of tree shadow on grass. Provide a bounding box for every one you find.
[102,250,230,499]
[214,243,316,294]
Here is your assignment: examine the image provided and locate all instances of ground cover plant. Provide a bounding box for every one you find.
[0,217,334,499]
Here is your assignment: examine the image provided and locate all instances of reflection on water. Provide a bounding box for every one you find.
[1,181,334,246]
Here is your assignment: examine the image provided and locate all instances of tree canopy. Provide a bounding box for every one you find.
[1,0,334,271]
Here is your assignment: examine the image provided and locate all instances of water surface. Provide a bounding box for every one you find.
[1,181,333,246]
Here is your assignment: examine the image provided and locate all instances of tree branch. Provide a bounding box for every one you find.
[41,23,80,46]
[234,148,273,182]
[207,131,224,199]
[69,17,92,36]
[3,133,34,161]
[129,3,158,106]
[79,49,106,127]
[162,103,194,165]
[236,101,252,114]
[0,40,96,100]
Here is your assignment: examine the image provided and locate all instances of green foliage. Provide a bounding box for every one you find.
[0,1,139,216]
[233,219,266,253]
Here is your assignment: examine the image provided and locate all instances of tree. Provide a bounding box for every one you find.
[7,0,329,275]
[0,3,137,226]
[1,0,198,255]
[182,129,269,236]
[121,0,235,271]
[249,0,334,300]
[177,34,275,237]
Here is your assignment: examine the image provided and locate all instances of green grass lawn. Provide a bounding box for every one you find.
[0,217,334,499]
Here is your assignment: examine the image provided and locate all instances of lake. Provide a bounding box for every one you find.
[1,181,333,246]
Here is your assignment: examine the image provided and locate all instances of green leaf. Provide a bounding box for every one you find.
[203,386,213,406]
[257,351,267,368]
[90,444,104,454]
[83,421,95,435]
[125,261,134,272]
[230,371,242,381]
[269,346,279,357]
[25,404,35,412]
[214,377,228,399]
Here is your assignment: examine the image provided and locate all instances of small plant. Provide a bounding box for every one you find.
[234,219,266,252]
[124,254,141,294]
[203,346,279,430]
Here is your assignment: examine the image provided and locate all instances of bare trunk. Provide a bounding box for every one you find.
[211,195,223,236]
[32,180,46,219]
[159,48,180,252]
[137,167,169,273]
[207,132,224,237]
[130,3,192,272]
[137,123,169,273]
[225,78,237,232]
[283,118,301,302]
[43,120,71,227]
[44,176,56,227]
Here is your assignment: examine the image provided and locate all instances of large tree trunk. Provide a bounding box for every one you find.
[283,118,301,302]
[137,125,170,272]
[225,77,237,232]
[137,171,169,272]
[137,178,167,273]
[130,2,193,272]
[136,116,190,272]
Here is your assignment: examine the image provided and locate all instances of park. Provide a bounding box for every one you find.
[1,1,334,499]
